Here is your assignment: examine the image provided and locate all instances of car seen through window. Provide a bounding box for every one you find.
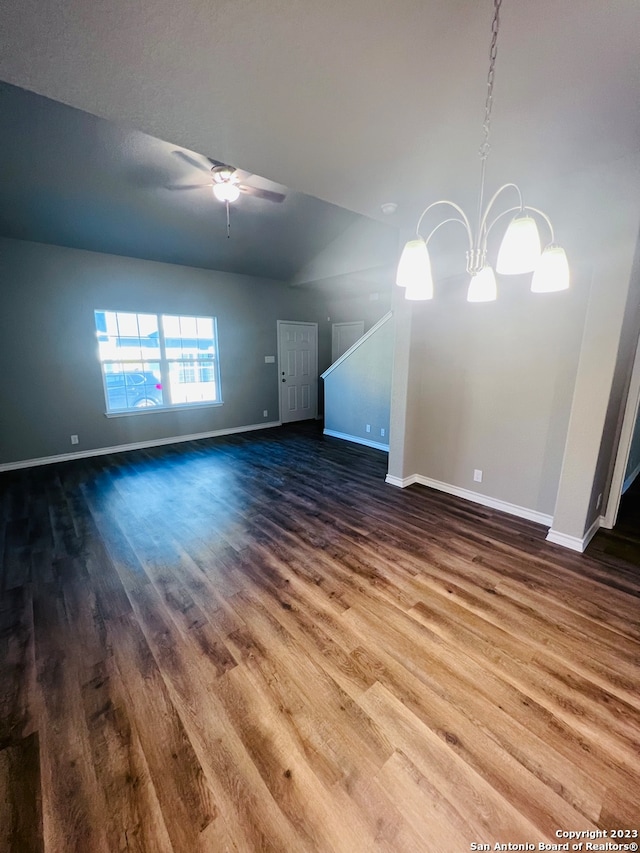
[95,310,221,414]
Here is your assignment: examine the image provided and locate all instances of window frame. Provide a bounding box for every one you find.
[95,310,223,417]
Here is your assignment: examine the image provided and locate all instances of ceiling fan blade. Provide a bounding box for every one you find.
[205,156,228,169]
[165,183,210,191]
[231,168,252,183]
[172,150,213,173]
[239,185,286,203]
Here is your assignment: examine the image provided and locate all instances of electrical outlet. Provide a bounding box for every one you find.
[366,424,371,433]
[263,410,268,418]
[380,428,385,437]
[71,434,79,445]
[473,469,482,483]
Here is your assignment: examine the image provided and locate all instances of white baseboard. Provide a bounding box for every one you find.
[545,530,585,552]
[546,514,603,552]
[386,472,553,527]
[323,429,389,452]
[0,421,282,472]
[385,473,418,488]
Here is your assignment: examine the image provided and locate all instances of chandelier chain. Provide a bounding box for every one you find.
[479,0,502,161]
[399,0,569,300]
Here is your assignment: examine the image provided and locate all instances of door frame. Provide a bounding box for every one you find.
[602,326,640,528]
[277,320,319,424]
[331,320,364,364]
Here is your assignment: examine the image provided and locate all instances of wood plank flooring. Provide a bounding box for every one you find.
[1,423,639,852]
[590,474,640,567]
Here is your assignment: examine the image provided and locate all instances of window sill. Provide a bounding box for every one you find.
[104,401,224,418]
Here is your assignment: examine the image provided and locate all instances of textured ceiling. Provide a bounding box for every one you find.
[0,82,397,282]
[1,0,639,294]
[1,0,639,233]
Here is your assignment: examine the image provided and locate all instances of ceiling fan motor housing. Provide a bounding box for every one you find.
[211,165,237,184]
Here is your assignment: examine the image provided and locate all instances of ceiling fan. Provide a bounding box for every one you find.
[170,150,286,237]
[211,164,286,205]
[171,151,286,200]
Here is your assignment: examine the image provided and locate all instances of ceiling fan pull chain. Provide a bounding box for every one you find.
[226,200,231,238]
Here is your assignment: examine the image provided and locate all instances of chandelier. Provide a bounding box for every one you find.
[396,0,570,302]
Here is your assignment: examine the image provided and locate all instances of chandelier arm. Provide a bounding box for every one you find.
[416,201,473,251]
[477,183,524,246]
[483,204,522,243]
[484,204,556,247]
[522,205,555,243]
[397,0,568,299]
[424,218,471,247]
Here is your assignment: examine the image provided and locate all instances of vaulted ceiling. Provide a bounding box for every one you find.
[1,0,639,275]
[0,81,381,282]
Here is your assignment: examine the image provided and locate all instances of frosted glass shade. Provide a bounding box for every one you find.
[467,266,497,302]
[496,214,541,274]
[213,182,241,203]
[531,244,570,293]
[396,239,434,300]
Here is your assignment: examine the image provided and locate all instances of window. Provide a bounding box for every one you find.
[95,310,222,414]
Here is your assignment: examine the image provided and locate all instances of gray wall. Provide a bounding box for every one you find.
[403,275,586,516]
[289,212,397,385]
[549,154,640,538]
[388,152,640,532]
[323,315,393,446]
[318,286,392,371]
[0,237,321,464]
[291,218,398,286]
[325,288,392,334]
[313,279,393,417]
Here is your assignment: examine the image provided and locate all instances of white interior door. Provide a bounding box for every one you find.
[331,321,364,363]
[278,321,318,423]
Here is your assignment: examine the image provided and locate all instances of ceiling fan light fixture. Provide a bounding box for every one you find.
[213,182,241,203]
[211,165,236,183]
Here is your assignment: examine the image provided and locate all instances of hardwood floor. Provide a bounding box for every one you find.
[590,474,640,567]
[1,423,639,852]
